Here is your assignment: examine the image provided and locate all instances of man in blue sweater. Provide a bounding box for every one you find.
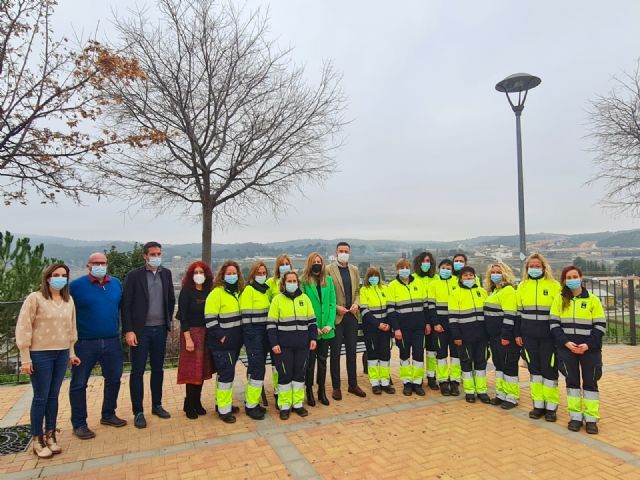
[69,252,127,439]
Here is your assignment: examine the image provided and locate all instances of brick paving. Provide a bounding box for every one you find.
[1,345,639,479]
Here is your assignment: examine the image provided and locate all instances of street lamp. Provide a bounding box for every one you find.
[495,72,541,276]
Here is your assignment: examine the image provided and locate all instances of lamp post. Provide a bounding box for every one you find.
[495,73,541,277]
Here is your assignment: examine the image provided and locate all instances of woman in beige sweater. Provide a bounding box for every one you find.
[15,263,80,459]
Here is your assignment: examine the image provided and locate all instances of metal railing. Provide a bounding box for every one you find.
[1,277,637,385]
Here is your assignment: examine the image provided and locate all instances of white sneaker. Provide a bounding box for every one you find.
[32,435,53,458]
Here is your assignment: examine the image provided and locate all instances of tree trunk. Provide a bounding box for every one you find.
[201,202,214,266]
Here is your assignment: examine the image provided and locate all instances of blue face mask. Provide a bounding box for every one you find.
[490,273,503,284]
[279,265,291,275]
[439,268,452,279]
[462,279,476,288]
[420,262,431,273]
[369,276,380,286]
[148,257,162,268]
[91,265,107,278]
[224,274,238,285]
[453,261,464,272]
[528,267,543,279]
[255,275,267,285]
[398,268,411,279]
[50,277,68,290]
[285,282,298,293]
[566,279,582,290]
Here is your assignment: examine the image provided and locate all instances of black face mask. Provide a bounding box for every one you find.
[311,264,322,274]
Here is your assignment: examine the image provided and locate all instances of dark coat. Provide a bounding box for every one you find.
[121,266,176,336]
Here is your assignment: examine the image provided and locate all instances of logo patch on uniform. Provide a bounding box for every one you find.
[413,286,418,292]
[381,293,386,298]
[581,302,588,309]
[543,289,549,296]
[476,291,481,298]
[299,300,304,306]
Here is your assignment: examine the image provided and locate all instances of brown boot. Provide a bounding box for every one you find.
[45,429,62,454]
[32,435,53,458]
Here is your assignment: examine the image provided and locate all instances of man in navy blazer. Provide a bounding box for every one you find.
[122,241,176,428]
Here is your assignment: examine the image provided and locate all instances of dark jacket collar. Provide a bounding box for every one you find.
[284,288,303,300]
[251,281,269,294]
[396,274,415,285]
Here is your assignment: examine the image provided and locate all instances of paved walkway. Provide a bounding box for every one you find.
[1,345,640,479]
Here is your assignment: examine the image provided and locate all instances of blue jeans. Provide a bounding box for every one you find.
[69,337,123,428]
[129,326,167,414]
[29,350,69,436]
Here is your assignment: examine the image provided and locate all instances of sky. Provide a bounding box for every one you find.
[3,0,640,244]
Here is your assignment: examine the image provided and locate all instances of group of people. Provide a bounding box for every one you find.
[14,241,607,460]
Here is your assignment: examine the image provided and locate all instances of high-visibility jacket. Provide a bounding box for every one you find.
[550,288,606,351]
[448,284,488,342]
[484,285,518,341]
[386,275,429,331]
[516,278,561,339]
[239,282,271,327]
[412,272,437,292]
[205,285,243,351]
[427,275,459,327]
[267,290,317,349]
[360,284,390,330]
[265,277,281,300]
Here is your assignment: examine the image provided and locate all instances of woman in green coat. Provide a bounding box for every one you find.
[301,252,336,407]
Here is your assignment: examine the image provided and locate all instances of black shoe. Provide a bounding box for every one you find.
[195,400,207,416]
[427,377,439,391]
[293,407,309,417]
[318,387,330,406]
[529,408,545,420]
[372,385,382,395]
[465,394,476,403]
[100,415,127,427]
[585,422,599,434]
[439,382,451,396]
[245,406,265,420]
[413,384,426,396]
[183,397,198,420]
[449,382,460,396]
[256,404,267,413]
[490,397,503,406]
[279,409,290,420]
[134,413,147,429]
[478,393,491,404]
[381,385,396,394]
[152,405,171,419]
[568,420,583,432]
[545,410,557,423]
[73,425,96,439]
[403,384,413,396]
[501,401,517,410]
[306,386,316,407]
[219,412,236,424]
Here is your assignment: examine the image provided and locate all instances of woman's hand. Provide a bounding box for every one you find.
[434,324,444,333]
[317,328,323,336]
[501,339,510,347]
[394,329,403,341]
[125,332,138,347]
[185,338,195,352]
[565,341,580,354]
[454,339,462,347]
[272,345,282,354]
[515,337,523,347]
[20,362,33,375]
[577,343,589,353]
[70,356,81,367]
[424,324,432,335]
[310,340,317,351]
[322,326,332,334]
[220,336,226,344]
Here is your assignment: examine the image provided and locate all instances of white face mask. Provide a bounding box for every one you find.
[193,273,206,285]
[337,252,349,264]
[255,275,267,285]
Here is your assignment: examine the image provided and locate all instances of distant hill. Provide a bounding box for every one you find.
[13,229,640,266]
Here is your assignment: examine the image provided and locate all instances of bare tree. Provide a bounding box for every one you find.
[588,60,640,217]
[98,0,347,265]
[0,0,150,205]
